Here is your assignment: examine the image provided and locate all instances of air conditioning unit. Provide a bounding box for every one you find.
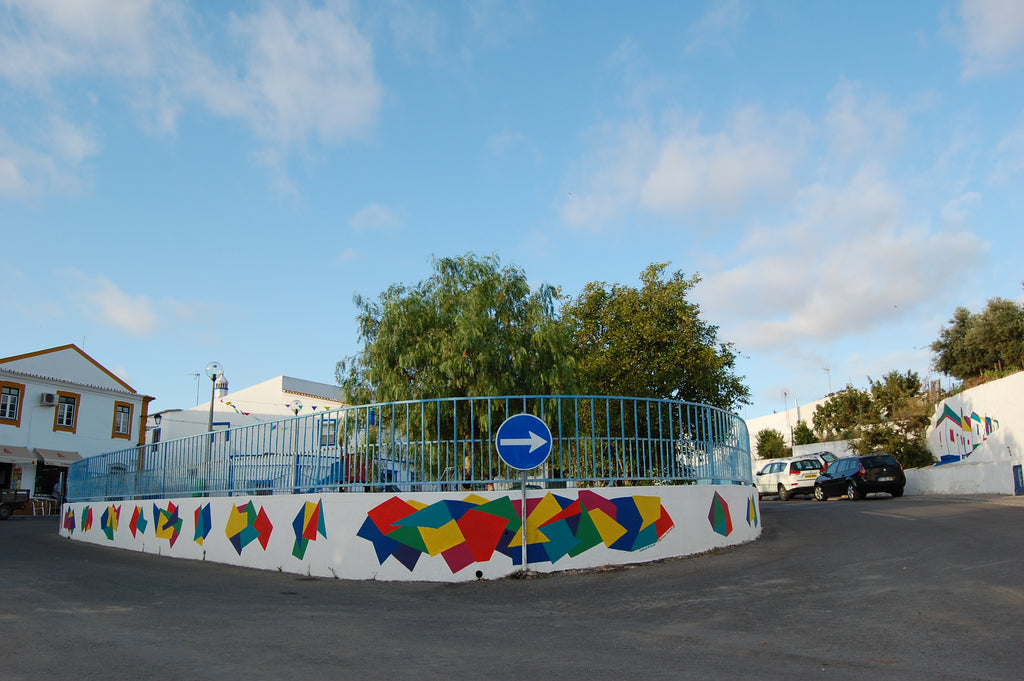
[40,392,57,407]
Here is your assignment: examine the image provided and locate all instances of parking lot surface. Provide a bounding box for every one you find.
[3,495,1022,680]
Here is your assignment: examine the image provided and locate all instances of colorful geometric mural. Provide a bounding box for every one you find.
[934,403,1000,457]
[101,505,121,541]
[153,502,183,548]
[708,492,732,537]
[63,507,75,534]
[292,499,328,559]
[746,495,758,528]
[82,506,93,532]
[225,501,273,555]
[358,490,675,574]
[194,503,212,546]
[129,505,148,537]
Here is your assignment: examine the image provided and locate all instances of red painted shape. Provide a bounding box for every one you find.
[367,496,418,535]
[456,507,510,562]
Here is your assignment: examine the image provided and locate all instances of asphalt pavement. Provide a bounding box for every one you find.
[2,494,1022,680]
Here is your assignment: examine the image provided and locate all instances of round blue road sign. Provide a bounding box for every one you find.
[495,413,552,471]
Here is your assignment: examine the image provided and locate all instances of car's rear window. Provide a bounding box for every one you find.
[791,459,820,472]
[862,455,899,467]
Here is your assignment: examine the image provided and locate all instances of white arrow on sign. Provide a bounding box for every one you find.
[499,430,548,453]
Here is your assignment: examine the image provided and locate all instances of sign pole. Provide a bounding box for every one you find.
[521,470,528,572]
[494,413,553,577]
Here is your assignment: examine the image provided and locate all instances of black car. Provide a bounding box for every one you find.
[813,454,906,501]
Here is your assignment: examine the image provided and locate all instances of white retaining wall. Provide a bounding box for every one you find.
[58,485,761,582]
[907,372,1024,495]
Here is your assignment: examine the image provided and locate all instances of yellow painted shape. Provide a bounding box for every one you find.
[407,500,428,511]
[419,519,466,556]
[634,496,663,530]
[154,513,173,540]
[589,508,628,547]
[224,504,248,538]
[462,493,489,505]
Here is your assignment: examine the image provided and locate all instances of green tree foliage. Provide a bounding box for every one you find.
[869,370,922,419]
[562,263,749,411]
[336,254,574,403]
[814,371,934,469]
[932,297,1024,380]
[756,428,787,459]
[812,385,873,440]
[792,420,818,446]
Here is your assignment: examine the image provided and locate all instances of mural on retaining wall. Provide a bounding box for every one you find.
[292,499,327,559]
[357,490,678,574]
[60,488,759,580]
[225,501,274,554]
[746,495,759,529]
[934,403,1001,460]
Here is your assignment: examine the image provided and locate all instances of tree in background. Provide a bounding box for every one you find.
[756,428,787,460]
[812,386,873,440]
[932,297,1024,380]
[562,263,749,411]
[792,420,818,446]
[336,254,575,403]
[812,372,933,469]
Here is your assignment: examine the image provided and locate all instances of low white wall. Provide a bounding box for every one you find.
[907,429,1023,495]
[58,485,761,582]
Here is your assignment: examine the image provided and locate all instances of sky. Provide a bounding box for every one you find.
[2,0,1023,422]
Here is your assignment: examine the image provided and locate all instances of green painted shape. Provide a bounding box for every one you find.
[393,502,453,530]
[477,496,522,533]
[568,509,604,557]
[387,525,429,553]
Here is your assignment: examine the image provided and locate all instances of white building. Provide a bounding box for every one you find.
[148,375,346,444]
[1,344,152,507]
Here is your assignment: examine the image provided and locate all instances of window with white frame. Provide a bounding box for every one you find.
[54,392,79,433]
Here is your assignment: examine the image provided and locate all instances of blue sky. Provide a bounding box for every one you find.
[2,0,1023,421]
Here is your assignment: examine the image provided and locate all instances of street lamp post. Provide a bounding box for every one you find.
[203,362,224,495]
[287,399,303,493]
[205,362,224,433]
[287,399,303,452]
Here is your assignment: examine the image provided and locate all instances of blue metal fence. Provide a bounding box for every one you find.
[67,395,751,502]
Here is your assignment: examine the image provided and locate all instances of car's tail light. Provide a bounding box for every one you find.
[857,463,866,477]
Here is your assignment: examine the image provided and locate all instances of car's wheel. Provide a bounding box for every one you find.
[891,486,904,498]
[778,484,790,501]
[0,504,11,521]
[814,485,827,501]
[847,482,862,501]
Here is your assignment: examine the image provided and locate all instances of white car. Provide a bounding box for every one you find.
[755,457,824,500]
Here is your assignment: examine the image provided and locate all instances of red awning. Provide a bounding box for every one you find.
[34,449,83,466]
[0,445,37,465]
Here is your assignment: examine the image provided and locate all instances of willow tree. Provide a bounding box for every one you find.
[336,253,575,404]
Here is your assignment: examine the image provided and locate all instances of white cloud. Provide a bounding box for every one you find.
[487,129,526,155]
[956,0,1024,76]
[697,167,988,354]
[0,1,384,196]
[0,121,95,199]
[826,81,907,160]
[0,0,154,88]
[641,107,803,215]
[68,273,159,337]
[991,124,1024,184]
[335,248,359,265]
[350,203,402,232]
[562,108,805,228]
[686,0,750,53]
[222,3,383,148]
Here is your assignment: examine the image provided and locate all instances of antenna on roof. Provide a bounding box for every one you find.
[188,371,200,405]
